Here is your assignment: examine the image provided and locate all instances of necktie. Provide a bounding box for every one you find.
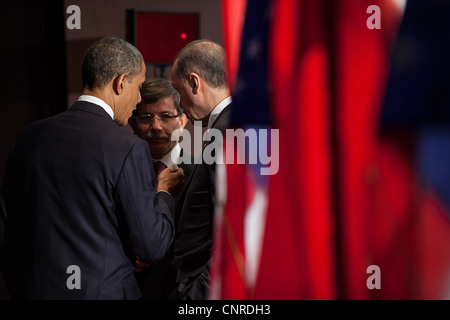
[153,161,167,176]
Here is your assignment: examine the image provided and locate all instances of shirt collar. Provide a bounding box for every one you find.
[207,96,232,129]
[153,143,181,168]
[78,95,114,120]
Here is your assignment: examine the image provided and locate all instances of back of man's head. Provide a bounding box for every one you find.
[174,39,228,89]
[82,37,144,90]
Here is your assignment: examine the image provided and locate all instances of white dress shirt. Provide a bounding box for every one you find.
[78,95,114,120]
[207,96,232,129]
[153,143,182,168]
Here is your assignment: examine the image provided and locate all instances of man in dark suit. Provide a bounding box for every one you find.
[0,37,184,299]
[128,78,194,299]
[170,39,232,300]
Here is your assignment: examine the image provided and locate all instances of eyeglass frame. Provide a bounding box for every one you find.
[134,112,181,124]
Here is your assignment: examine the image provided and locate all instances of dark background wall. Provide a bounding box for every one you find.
[0,0,68,185]
[0,0,68,299]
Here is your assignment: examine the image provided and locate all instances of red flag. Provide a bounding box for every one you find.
[212,0,450,300]
[260,0,336,299]
[212,0,337,299]
[331,0,405,299]
[221,0,247,91]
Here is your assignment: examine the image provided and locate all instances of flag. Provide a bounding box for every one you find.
[221,0,247,92]
[211,0,450,300]
[211,0,337,299]
[379,0,450,299]
[210,0,274,299]
[261,0,336,299]
[329,0,406,299]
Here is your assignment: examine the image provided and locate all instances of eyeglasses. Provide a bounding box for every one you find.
[136,113,180,124]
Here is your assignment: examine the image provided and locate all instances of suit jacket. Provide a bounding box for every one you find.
[0,101,176,300]
[170,103,231,300]
[136,150,195,299]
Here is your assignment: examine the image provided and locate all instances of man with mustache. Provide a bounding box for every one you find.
[128,78,193,299]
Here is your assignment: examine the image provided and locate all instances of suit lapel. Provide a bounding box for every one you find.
[175,149,196,206]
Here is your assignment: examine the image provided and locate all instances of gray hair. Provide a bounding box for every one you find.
[137,78,182,115]
[82,37,144,90]
[174,39,228,89]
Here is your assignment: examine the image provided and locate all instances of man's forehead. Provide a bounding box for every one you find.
[137,100,176,111]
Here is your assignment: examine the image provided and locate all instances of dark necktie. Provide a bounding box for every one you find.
[153,161,167,176]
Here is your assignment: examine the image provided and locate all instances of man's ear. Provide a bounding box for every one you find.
[188,73,200,94]
[113,73,128,95]
[179,113,188,130]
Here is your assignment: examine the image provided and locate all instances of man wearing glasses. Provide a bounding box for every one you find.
[128,78,193,299]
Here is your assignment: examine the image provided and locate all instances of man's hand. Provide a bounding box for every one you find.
[134,255,151,272]
[157,165,184,196]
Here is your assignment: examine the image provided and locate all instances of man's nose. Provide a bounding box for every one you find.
[150,117,163,130]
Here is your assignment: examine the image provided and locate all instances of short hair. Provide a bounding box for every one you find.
[174,39,228,89]
[82,37,144,90]
[134,78,182,116]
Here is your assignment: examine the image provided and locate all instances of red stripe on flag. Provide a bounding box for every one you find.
[221,0,247,92]
[254,0,336,299]
[334,0,404,299]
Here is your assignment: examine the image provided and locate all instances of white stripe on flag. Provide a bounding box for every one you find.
[244,170,268,290]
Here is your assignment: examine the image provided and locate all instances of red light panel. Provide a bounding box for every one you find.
[135,12,199,64]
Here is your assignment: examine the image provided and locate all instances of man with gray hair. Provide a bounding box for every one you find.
[0,37,184,299]
[171,39,232,300]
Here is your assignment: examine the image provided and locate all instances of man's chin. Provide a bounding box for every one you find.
[148,139,170,150]
[150,148,171,160]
